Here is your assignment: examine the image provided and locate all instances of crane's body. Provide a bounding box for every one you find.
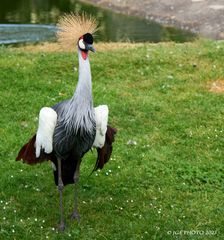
[50,48,96,185]
[53,47,95,157]
[16,13,117,231]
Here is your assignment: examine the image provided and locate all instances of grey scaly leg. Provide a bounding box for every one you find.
[71,159,81,221]
[57,158,66,231]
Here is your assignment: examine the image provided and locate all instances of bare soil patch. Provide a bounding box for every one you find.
[16,42,143,53]
[209,79,224,93]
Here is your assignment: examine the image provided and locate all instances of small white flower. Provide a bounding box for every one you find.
[42,220,45,223]
[20,219,23,222]
[12,229,15,233]
[127,140,137,145]
[131,199,134,203]
[11,175,14,178]
[3,217,6,220]
[118,166,121,169]
[167,75,173,80]
[105,172,109,176]
[14,210,17,213]
[35,218,37,222]
[52,227,55,231]
[109,197,113,200]
[108,169,112,173]
[95,173,98,176]
[41,226,43,229]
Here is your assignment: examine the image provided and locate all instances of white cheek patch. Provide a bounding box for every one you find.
[78,39,85,50]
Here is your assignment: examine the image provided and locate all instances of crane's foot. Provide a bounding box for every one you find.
[58,221,66,232]
[71,210,80,222]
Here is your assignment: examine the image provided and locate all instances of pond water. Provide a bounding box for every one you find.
[0,0,196,44]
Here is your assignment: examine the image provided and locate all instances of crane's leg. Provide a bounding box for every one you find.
[71,159,81,221]
[57,158,66,231]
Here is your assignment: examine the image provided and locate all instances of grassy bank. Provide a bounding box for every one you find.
[0,40,224,239]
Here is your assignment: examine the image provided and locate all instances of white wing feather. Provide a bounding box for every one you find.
[35,107,57,158]
[93,105,109,148]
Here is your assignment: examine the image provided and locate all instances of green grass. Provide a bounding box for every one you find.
[0,39,224,240]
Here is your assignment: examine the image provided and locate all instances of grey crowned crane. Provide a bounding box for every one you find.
[16,13,117,231]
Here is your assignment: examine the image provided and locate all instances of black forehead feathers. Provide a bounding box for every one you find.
[83,33,93,44]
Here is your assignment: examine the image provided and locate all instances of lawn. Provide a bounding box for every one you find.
[0,40,223,240]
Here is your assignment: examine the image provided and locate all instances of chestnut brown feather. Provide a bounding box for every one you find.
[93,125,117,171]
[16,134,55,165]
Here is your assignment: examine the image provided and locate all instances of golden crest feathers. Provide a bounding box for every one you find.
[57,12,98,51]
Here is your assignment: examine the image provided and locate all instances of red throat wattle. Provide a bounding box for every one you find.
[81,50,88,60]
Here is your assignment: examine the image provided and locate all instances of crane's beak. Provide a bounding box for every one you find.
[86,44,96,53]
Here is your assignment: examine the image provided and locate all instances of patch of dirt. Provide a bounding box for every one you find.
[209,80,224,93]
[15,42,143,53]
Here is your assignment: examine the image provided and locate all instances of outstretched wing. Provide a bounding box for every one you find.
[35,107,57,157]
[93,105,109,148]
[93,125,117,171]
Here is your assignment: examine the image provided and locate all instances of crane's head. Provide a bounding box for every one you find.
[57,12,98,54]
[78,33,95,60]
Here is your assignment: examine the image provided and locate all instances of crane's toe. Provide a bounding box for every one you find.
[58,221,66,232]
[71,210,80,222]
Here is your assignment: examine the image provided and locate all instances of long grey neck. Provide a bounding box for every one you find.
[62,48,95,134]
[73,49,92,103]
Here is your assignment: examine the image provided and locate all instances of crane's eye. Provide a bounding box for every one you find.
[78,39,86,50]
